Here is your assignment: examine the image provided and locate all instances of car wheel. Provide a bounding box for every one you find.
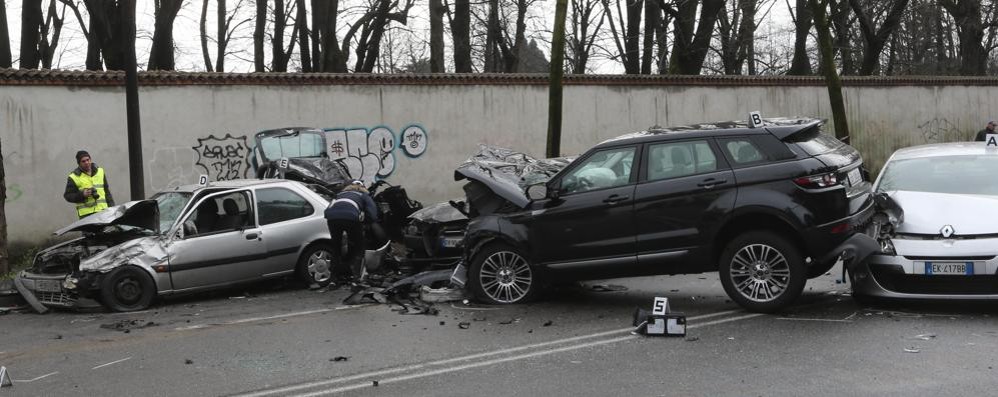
[297,244,335,287]
[719,231,806,313]
[469,243,538,304]
[100,266,156,312]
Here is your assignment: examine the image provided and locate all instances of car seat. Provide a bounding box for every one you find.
[736,144,762,163]
[661,147,693,179]
[194,199,220,234]
[218,198,247,230]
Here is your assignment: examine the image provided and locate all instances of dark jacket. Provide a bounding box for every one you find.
[975,128,995,142]
[63,164,116,206]
[324,190,379,223]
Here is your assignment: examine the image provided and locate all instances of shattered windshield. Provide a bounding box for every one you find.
[259,131,325,161]
[155,192,193,232]
[877,155,998,195]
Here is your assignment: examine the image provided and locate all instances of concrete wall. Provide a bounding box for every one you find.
[2,76,991,245]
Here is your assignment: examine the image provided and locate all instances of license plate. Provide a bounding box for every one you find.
[847,168,862,186]
[925,262,973,275]
[35,279,62,292]
[440,237,463,248]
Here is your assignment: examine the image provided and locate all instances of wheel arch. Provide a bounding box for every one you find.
[712,211,805,268]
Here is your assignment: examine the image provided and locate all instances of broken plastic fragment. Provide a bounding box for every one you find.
[904,347,921,353]
[543,320,553,327]
[331,356,350,362]
[911,334,937,341]
[458,322,471,329]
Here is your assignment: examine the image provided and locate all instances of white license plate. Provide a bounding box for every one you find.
[35,279,62,292]
[847,168,862,186]
[925,262,973,275]
[440,237,463,248]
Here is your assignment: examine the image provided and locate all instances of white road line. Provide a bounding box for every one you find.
[14,371,59,383]
[303,313,766,396]
[174,305,375,331]
[92,357,132,370]
[776,317,853,323]
[236,309,745,397]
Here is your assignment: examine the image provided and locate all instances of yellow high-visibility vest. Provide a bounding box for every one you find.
[68,167,108,218]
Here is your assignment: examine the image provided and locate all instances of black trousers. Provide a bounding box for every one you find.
[328,219,365,280]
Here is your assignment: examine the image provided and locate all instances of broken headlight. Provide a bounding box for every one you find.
[879,238,896,255]
[63,276,79,290]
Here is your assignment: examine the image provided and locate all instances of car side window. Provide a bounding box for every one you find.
[256,187,315,225]
[722,138,767,166]
[560,146,636,195]
[186,191,253,237]
[647,140,717,181]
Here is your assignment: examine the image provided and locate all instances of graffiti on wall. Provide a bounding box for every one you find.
[326,125,429,184]
[4,183,22,203]
[193,134,251,181]
[917,118,962,143]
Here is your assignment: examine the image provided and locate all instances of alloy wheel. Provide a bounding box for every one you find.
[307,250,333,283]
[728,243,791,302]
[479,250,533,303]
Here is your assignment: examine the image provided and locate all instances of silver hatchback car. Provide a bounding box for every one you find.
[17,179,339,312]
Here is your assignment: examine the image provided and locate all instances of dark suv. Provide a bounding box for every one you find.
[455,118,878,312]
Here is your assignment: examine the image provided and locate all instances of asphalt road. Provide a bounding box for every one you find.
[2,267,998,396]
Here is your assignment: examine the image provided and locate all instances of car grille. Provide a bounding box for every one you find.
[870,264,998,295]
[35,291,78,306]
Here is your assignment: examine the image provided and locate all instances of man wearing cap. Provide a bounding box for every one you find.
[975,120,996,141]
[64,150,115,218]
[324,180,379,287]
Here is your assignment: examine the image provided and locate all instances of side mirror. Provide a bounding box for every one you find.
[526,183,548,201]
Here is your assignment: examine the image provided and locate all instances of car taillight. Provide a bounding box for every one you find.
[793,173,838,189]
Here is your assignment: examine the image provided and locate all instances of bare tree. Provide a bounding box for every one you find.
[200,0,213,71]
[829,0,856,75]
[148,0,185,70]
[450,0,472,72]
[254,0,266,71]
[848,0,909,75]
[484,0,501,71]
[667,0,725,74]
[20,0,44,68]
[940,0,988,75]
[39,0,66,69]
[0,0,10,67]
[787,0,813,75]
[810,0,849,141]
[271,0,298,72]
[600,0,640,74]
[343,0,415,73]
[84,0,131,70]
[295,0,310,72]
[429,0,444,72]
[717,0,762,75]
[568,0,605,74]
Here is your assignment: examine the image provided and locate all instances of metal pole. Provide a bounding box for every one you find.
[123,0,144,199]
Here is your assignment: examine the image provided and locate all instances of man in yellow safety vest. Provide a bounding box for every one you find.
[63,150,116,218]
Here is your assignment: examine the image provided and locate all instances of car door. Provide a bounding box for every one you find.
[167,189,268,291]
[632,139,736,271]
[529,145,640,268]
[254,186,322,276]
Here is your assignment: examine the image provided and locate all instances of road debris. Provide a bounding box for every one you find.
[185,359,193,365]
[100,319,158,332]
[499,318,515,325]
[685,336,700,342]
[331,356,350,362]
[910,333,937,340]
[543,320,553,327]
[458,322,471,329]
[903,347,921,353]
[587,284,628,292]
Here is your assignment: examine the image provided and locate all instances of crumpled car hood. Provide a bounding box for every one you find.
[54,200,159,236]
[408,200,467,224]
[80,236,169,272]
[453,145,574,209]
[889,190,998,235]
[275,157,352,188]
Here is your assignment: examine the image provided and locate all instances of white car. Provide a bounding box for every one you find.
[853,142,998,300]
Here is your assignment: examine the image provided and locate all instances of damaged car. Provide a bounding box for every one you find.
[402,147,573,265]
[854,142,998,301]
[17,179,343,312]
[456,118,878,313]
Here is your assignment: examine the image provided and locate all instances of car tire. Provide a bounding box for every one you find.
[719,231,806,313]
[100,266,156,312]
[297,244,336,288]
[469,243,539,305]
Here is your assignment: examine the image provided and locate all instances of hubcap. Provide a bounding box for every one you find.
[307,250,333,283]
[479,251,532,303]
[729,244,790,303]
[115,277,142,304]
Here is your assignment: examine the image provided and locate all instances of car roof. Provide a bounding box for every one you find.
[888,142,996,161]
[165,178,293,193]
[594,117,822,148]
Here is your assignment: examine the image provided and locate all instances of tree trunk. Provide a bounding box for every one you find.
[641,0,658,74]
[429,0,444,72]
[272,0,286,72]
[0,0,10,68]
[548,0,568,158]
[83,0,128,70]
[85,9,101,70]
[738,0,755,75]
[217,0,227,72]
[484,0,501,72]
[451,0,471,72]
[788,0,812,75]
[321,0,345,72]
[39,0,65,69]
[655,9,669,73]
[310,0,323,71]
[623,0,641,74]
[296,0,310,72]
[148,0,184,71]
[811,0,849,142]
[20,0,43,69]
[668,0,724,74]
[254,0,266,71]
[941,0,987,75]
[849,0,909,75]
[200,0,213,71]
[0,137,7,276]
[829,1,853,75]
[511,0,527,72]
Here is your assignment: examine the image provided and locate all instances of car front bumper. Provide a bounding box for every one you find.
[851,237,998,299]
[15,271,80,308]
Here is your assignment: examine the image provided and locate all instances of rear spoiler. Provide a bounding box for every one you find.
[766,119,824,141]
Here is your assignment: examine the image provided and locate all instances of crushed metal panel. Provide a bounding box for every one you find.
[53,200,160,236]
[78,237,169,273]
